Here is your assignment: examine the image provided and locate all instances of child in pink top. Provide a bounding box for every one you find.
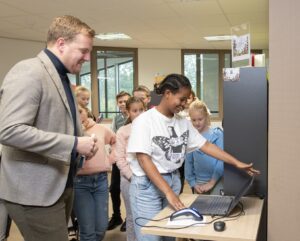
[76,108,115,175]
[74,106,116,241]
[116,97,145,241]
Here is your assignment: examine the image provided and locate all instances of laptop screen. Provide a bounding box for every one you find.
[227,176,254,214]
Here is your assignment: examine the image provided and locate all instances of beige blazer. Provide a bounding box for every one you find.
[0,51,82,206]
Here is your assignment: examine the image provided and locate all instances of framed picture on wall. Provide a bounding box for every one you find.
[231,34,250,62]
[223,68,240,82]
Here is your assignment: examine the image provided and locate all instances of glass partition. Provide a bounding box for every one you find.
[95,49,136,118]
[183,50,230,119]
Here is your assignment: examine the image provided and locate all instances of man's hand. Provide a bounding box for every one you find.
[77,134,98,159]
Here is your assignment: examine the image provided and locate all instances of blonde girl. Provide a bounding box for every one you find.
[75,86,95,120]
[185,100,224,194]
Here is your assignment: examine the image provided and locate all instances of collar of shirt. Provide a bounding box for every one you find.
[44,48,69,77]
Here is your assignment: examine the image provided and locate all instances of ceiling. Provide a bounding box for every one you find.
[0,0,268,49]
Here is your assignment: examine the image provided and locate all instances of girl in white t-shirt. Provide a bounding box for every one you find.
[127,73,259,241]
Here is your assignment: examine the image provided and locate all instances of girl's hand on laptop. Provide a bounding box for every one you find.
[166,190,185,211]
[236,162,260,176]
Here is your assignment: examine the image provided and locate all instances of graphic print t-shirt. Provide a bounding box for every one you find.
[127,108,207,176]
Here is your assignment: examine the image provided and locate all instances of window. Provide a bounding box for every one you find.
[182,50,231,120]
[67,62,92,109]
[92,47,138,119]
[68,74,77,86]
[72,47,137,119]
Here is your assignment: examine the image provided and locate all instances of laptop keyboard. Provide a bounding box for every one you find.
[190,195,233,216]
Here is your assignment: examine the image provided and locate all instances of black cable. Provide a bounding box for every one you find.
[222,202,245,222]
[135,201,245,230]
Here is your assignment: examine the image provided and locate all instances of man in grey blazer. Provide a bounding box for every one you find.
[0,16,97,241]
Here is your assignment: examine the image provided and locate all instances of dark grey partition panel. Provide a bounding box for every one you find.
[223,67,267,197]
[223,67,268,241]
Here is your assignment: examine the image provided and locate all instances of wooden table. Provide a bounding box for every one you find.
[141,193,264,241]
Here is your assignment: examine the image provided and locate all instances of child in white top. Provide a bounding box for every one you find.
[127,73,259,241]
[115,97,145,241]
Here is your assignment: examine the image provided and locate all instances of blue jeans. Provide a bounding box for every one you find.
[130,170,181,241]
[74,172,108,241]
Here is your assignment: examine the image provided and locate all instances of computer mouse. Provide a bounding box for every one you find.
[170,207,203,221]
[214,221,226,232]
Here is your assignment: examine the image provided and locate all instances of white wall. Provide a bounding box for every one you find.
[0,39,182,89]
[269,0,300,240]
[138,48,181,89]
[0,37,44,86]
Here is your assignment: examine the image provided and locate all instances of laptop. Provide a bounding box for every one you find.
[189,176,254,216]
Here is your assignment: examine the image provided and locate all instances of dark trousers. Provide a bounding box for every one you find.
[5,216,11,238]
[179,165,185,194]
[5,188,73,241]
[109,164,121,217]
